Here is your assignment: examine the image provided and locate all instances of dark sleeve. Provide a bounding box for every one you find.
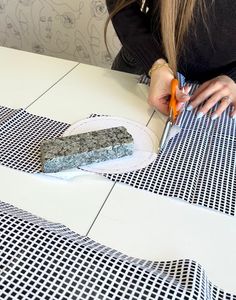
[106,0,164,74]
[223,65,236,83]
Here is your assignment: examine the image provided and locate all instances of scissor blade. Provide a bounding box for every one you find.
[159,118,173,150]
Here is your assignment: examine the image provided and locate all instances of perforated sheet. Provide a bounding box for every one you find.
[104,80,236,216]
[0,108,69,173]
[0,201,235,300]
[0,84,235,216]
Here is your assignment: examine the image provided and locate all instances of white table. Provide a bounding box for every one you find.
[0,47,236,294]
[0,47,78,109]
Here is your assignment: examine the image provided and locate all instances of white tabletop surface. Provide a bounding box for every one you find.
[0,46,78,109]
[27,63,154,124]
[88,183,236,293]
[1,47,236,294]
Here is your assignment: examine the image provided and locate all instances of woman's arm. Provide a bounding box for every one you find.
[106,0,164,74]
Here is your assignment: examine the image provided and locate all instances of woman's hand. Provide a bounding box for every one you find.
[148,60,191,115]
[187,75,236,119]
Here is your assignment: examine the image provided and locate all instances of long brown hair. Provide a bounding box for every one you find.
[105,0,209,75]
[104,0,135,56]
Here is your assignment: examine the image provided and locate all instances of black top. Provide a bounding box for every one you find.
[106,0,236,82]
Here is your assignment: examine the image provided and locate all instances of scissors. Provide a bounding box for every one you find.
[159,78,179,150]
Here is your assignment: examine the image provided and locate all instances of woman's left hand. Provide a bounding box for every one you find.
[187,75,236,119]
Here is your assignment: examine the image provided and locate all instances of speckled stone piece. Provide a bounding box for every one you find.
[41,126,134,173]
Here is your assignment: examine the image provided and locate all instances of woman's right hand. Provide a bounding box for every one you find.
[148,60,191,115]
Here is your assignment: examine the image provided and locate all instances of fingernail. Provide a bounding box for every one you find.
[177,102,185,110]
[232,115,236,119]
[187,105,193,111]
[211,114,218,120]
[196,112,204,119]
[181,87,187,94]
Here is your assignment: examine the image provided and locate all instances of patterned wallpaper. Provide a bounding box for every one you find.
[0,0,120,68]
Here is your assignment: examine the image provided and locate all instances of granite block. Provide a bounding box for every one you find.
[41,126,134,173]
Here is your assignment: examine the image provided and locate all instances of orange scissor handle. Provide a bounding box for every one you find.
[169,78,179,121]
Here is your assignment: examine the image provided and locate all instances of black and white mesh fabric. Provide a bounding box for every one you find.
[0,106,17,124]
[104,81,236,216]
[138,73,186,87]
[0,200,235,300]
[0,77,236,217]
[0,107,69,173]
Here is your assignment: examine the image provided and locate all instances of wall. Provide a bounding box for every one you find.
[0,0,120,68]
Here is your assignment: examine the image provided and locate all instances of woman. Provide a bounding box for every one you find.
[105,0,236,119]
